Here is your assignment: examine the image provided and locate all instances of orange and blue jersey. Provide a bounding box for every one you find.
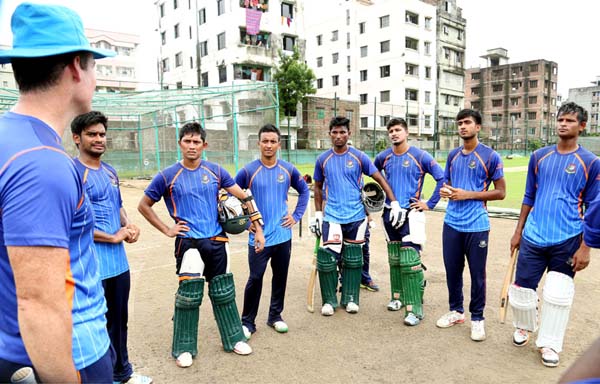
[374,146,444,209]
[522,145,600,247]
[144,160,235,239]
[313,147,377,224]
[0,112,109,370]
[444,143,504,232]
[584,192,600,248]
[74,158,129,280]
[235,159,309,247]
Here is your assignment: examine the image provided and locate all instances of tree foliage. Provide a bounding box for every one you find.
[273,47,316,116]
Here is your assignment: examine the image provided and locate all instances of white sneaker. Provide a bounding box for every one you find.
[540,347,559,367]
[321,303,334,316]
[470,320,486,341]
[345,302,359,314]
[404,312,421,326]
[269,321,288,333]
[387,300,402,311]
[124,373,153,384]
[436,311,465,328]
[242,325,252,340]
[233,341,252,355]
[512,328,529,347]
[176,352,193,368]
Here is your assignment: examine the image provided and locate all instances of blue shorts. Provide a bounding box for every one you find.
[174,235,229,281]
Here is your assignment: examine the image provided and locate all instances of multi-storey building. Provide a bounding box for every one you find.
[567,77,600,134]
[305,0,438,147]
[0,45,16,90]
[465,48,558,151]
[435,0,466,136]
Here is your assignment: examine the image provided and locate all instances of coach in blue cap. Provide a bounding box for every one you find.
[0,3,117,383]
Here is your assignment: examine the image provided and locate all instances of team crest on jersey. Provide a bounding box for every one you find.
[478,240,487,248]
[109,175,118,187]
[346,160,354,168]
[277,173,285,183]
[565,164,577,174]
[333,234,341,242]
[468,160,477,169]
[402,159,410,168]
[201,174,210,184]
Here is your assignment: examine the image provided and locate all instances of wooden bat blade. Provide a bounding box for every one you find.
[499,248,518,324]
[306,236,320,313]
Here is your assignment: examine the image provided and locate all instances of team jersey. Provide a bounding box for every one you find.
[374,146,444,209]
[144,160,235,239]
[522,145,600,247]
[74,158,129,280]
[236,159,310,247]
[584,193,600,248]
[444,143,504,232]
[313,146,378,224]
[0,112,109,369]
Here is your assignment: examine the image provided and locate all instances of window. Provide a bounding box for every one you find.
[380,90,390,102]
[492,99,502,107]
[405,63,418,76]
[380,40,390,53]
[491,113,502,122]
[360,70,367,81]
[424,41,431,55]
[200,41,208,57]
[361,117,368,128]
[444,47,450,59]
[471,101,480,110]
[217,0,225,15]
[530,64,538,72]
[332,30,338,41]
[380,15,389,28]
[425,66,431,79]
[346,32,350,49]
[471,87,480,96]
[443,25,449,35]
[173,0,178,9]
[175,52,182,67]
[425,17,431,29]
[347,78,351,95]
[281,2,293,18]
[511,66,522,76]
[529,80,538,88]
[492,69,503,77]
[425,91,431,103]
[283,35,295,51]
[405,11,418,25]
[405,37,418,50]
[332,53,339,64]
[405,89,418,101]
[162,58,169,72]
[161,31,166,45]
[176,81,182,89]
[528,96,538,104]
[553,66,557,75]
[346,9,350,25]
[332,75,339,86]
[316,107,325,119]
[408,114,418,126]
[359,22,366,34]
[511,81,521,91]
[218,32,226,49]
[234,64,269,81]
[317,57,323,67]
[510,112,521,120]
[218,65,227,83]
[317,35,322,46]
[528,112,537,120]
[510,97,519,106]
[360,94,367,104]
[190,56,193,68]
[189,26,192,39]
[201,72,208,87]
[424,115,431,128]
[471,72,480,81]
[160,3,165,17]
[380,115,391,126]
[360,46,367,57]
[492,84,503,92]
[380,65,390,78]
[174,23,180,38]
[457,30,463,40]
[316,78,323,89]
[346,55,351,72]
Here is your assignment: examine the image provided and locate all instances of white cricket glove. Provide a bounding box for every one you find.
[310,211,323,237]
[389,201,406,229]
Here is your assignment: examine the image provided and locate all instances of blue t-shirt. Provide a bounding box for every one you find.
[236,159,310,247]
[313,147,378,224]
[74,159,129,280]
[144,160,235,239]
[444,143,504,232]
[0,112,109,369]
[522,145,600,247]
[585,191,600,248]
[374,146,444,209]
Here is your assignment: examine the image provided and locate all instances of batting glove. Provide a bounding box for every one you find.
[310,211,323,237]
[389,201,406,229]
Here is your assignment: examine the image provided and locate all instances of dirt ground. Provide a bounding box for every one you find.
[119,180,600,384]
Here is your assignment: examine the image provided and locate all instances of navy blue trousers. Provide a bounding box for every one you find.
[442,224,489,321]
[242,240,291,332]
[361,227,372,284]
[102,270,133,382]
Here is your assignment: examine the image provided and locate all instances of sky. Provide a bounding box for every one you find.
[1,0,598,96]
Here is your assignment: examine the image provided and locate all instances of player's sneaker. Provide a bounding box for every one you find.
[345,302,359,314]
[512,328,529,347]
[268,320,289,333]
[404,312,421,326]
[233,341,252,355]
[436,311,465,328]
[540,347,559,367]
[470,320,486,341]
[321,303,334,316]
[176,352,193,368]
[360,281,380,292]
[387,300,402,311]
[242,325,252,340]
[123,374,153,384]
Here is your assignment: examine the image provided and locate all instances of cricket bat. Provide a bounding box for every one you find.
[499,248,518,324]
[306,236,320,313]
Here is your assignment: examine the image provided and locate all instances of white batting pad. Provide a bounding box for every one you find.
[407,210,426,245]
[536,272,575,353]
[179,248,205,275]
[509,284,538,332]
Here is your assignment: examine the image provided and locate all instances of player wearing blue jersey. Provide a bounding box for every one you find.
[138,122,264,368]
[0,4,115,383]
[435,109,505,342]
[508,102,600,367]
[71,112,152,384]
[374,118,444,326]
[236,124,310,337]
[313,116,401,316]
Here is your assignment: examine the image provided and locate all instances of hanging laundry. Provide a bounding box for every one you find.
[287,16,292,27]
[246,8,262,35]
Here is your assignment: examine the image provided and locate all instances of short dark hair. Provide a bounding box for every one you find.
[179,122,207,141]
[456,109,482,125]
[558,101,588,123]
[258,123,280,141]
[12,51,93,93]
[386,117,408,131]
[71,111,108,136]
[329,116,350,131]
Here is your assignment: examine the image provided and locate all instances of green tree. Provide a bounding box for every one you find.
[273,47,316,156]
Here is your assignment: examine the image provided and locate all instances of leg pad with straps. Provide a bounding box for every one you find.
[536,271,574,353]
[172,278,204,358]
[209,273,245,352]
[341,243,363,307]
[317,247,339,308]
[399,247,424,318]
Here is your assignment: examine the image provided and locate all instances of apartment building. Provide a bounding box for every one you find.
[568,77,600,134]
[305,0,438,143]
[465,48,558,150]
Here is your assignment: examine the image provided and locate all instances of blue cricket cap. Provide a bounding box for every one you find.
[0,2,116,64]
